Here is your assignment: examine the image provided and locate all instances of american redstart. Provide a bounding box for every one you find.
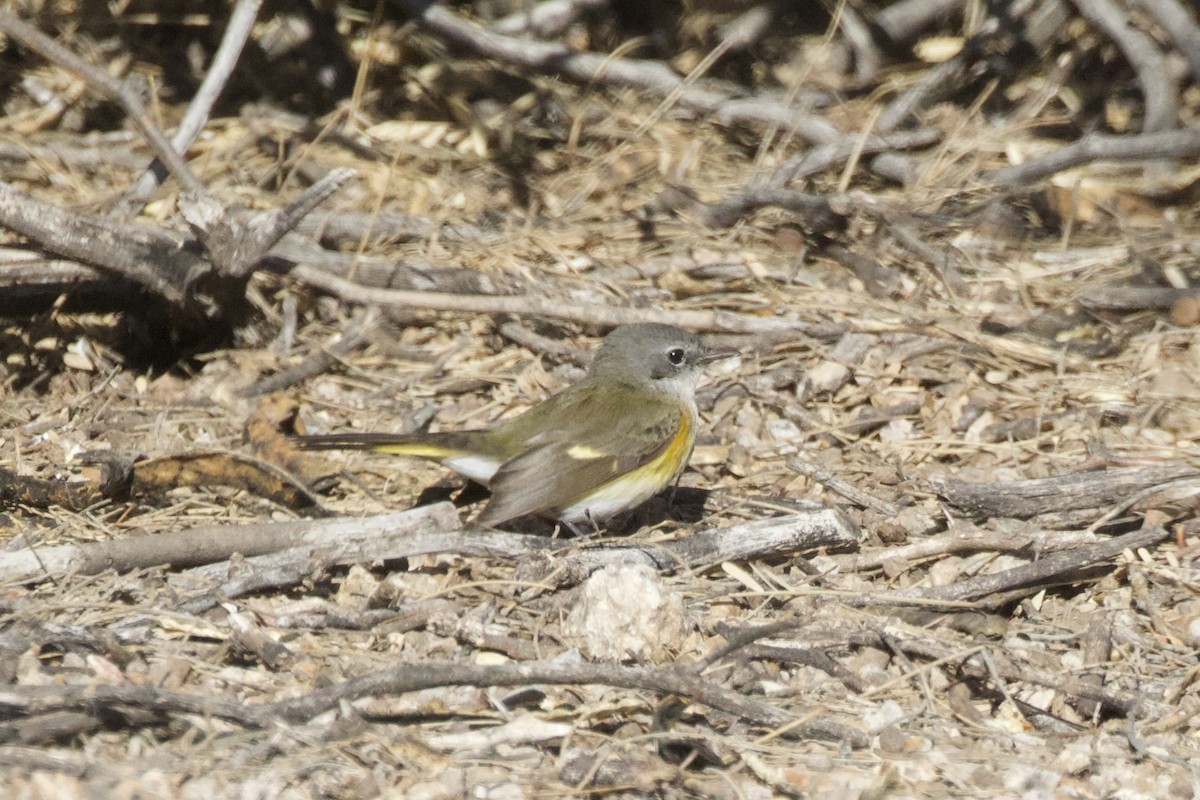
[297,323,733,530]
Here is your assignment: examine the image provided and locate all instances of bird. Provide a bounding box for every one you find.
[296,323,732,530]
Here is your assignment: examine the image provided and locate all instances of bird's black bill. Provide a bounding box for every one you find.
[697,348,738,365]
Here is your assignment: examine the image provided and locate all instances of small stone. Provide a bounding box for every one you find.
[561,564,687,663]
[1170,295,1200,327]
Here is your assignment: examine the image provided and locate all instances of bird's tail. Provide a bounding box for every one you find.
[296,430,504,484]
[295,431,474,460]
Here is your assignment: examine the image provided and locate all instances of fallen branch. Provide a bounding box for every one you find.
[125,0,263,202]
[291,262,818,334]
[0,10,200,192]
[0,228,511,306]
[517,508,862,587]
[1134,0,1200,86]
[895,524,1171,603]
[830,523,1117,574]
[183,167,357,281]
[984,129,1200,187]
[261,659,869,745]
[0,181,200,309]
[235,307,380,397]
[708,621,1156,716]
[1072,0,1177,133]
[0,169,354,325]
[0,659,869,747]
[492,0,610,37]
[167,516,556,616]
[0,503,460,585]
[874,0,967,46]
[932,462,1200,518]
[389,0,842,144]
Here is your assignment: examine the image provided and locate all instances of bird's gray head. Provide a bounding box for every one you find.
[589,323,726,394]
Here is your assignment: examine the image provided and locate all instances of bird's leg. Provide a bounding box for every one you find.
[558,511,603,537]
[556,519,588,537]
[667,472,685,510]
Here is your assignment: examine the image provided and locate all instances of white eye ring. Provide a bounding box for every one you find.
[667,348,685,366]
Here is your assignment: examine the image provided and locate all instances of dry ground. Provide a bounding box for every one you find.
[1,2,1200,798]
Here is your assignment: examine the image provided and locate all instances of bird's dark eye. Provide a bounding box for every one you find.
[666,347,685,366]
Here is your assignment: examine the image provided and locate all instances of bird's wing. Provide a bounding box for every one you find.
[476,389,687,527]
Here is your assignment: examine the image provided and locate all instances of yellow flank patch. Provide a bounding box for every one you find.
[638,409,693,484]
[556,409,695,523]
[567,444,606,459]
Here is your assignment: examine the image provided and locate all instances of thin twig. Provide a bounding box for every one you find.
[388,0,841,144]
[492,0,610,37]
[0,10,201,192]
[261,659,868,745]
[985,129,1200,186]
[787,456,899,516]
[1071,0,1177,133]
[894,524,1171,603]
[125,0,264,202]
[236,307,381,397]
[291,262,820,335]
[1132,0,1200,86]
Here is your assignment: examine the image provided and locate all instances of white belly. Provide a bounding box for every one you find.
[555,470,669,524]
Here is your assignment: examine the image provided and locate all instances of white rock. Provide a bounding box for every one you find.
[561,564,687,663]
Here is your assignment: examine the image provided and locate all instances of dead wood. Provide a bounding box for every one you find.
[823,243,904,298]
[834,5,881,86]
[236,307,381,397]
[873,0,967,46]
[269,233,516,292]
[261,659,869,746]
[123,0,263,204]
[131,450,323,510]
[0,10,200,192]
[1134,0,1200,85]
[932,462,1200,517]
[710,622,1156,717]
[0,659,869,748]
[182,168,356,282]
[492,0,610,38]
[895,524,1172,604]
[166,520,557,617]
[0,458,131,512]
[1074,612,1112,719]
[0,746,92,777]
[693,188,845,230]
[0,683,260,728]
[787,457,900,516]
[0,182,204,310]
[985,129,1200,186]
[292,263,819,334]
[767,128,942,188]
[830,522,1118,574]
[497,320,592,365]
[0,135,144,171]
[515,508,862,587]
[1078,285,1200,311]
[0,169,353,327]
[295,210,501,247]
[1071,0,1177,134]
[0,503,460,584]
[0,443,319,514]
[0,229,507,309]
[874,5,1055,134]
[389,0,843,144]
